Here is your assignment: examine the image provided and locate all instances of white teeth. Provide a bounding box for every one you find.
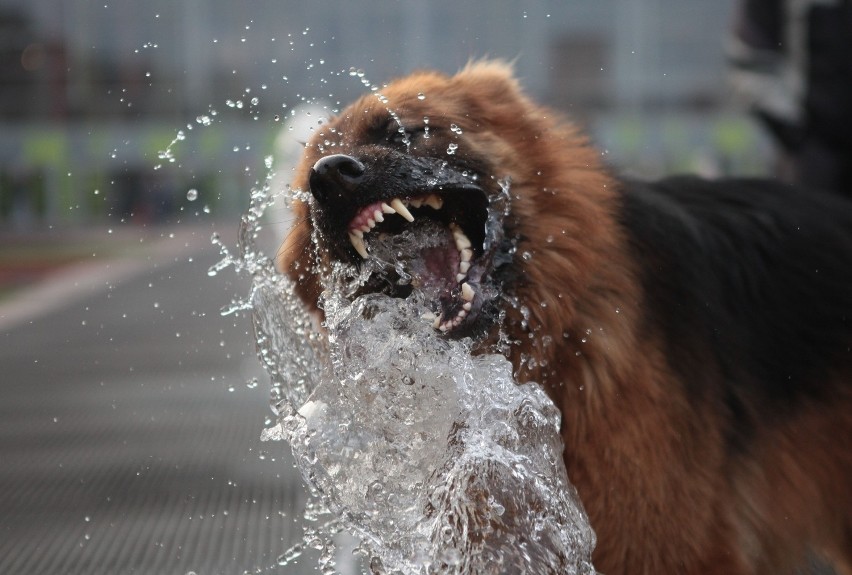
[437,310,466,332]
[448,223,474,284]
[424,195,443,210]
[349,195,477,327]
[451,226,472,250]
[390,198,414,222]
[349,232,369,259]
[434,283,475,333]
[461,282,474,301]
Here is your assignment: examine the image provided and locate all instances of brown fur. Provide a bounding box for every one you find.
[280,62,852,574]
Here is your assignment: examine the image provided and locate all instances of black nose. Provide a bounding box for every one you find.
[309,154,365,204]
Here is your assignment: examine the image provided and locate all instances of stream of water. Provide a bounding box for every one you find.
[214,156,596,575]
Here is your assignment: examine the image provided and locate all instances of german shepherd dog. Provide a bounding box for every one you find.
[279,62,852,574]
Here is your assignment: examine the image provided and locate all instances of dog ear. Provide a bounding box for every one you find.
[453,59,523,100]
[451,60,538,131]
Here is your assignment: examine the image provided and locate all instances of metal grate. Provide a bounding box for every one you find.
[0,239,319,574]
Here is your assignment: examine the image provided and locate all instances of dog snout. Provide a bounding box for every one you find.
[309,154,365,204]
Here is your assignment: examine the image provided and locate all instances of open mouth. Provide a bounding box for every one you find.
[344,188,490,333]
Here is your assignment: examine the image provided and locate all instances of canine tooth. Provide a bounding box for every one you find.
[373,209,384,222]
[460,248,473,262]
[456,273,466,282]
[381,202,395,214]
[433,315,442,329]
[409,198,424,208]
[461,282,474,301]
[366,217,376,229]
[360,224,371,233]
[463,302,472,311]
[390,198,414,222]
[425,195,443,210]
[459,261,470,274]
[457,310,467,318]
[453,229,471,250]
[439,322,450,333]
[349,232,369,259]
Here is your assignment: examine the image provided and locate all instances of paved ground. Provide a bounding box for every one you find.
[0,224,324,574]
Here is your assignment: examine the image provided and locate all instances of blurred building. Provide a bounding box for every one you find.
[0,0,769,227]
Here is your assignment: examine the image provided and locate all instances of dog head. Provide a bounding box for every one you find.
[280,61,624,382]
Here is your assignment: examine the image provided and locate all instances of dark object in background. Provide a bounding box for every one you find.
[728,0,852,197]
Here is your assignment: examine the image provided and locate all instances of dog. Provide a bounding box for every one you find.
[279,61,852,575]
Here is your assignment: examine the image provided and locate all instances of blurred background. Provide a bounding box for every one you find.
[0,1,778,574]
[0,0,770,233]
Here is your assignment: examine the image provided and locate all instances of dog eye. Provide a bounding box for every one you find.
[389,126,427,146]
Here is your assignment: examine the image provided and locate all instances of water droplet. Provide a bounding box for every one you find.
[186,188,198,201]
[277,543,304,566]
[446,143,458,155]
[417,92,425,100]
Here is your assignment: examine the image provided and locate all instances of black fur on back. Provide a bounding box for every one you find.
[618,176,852,450]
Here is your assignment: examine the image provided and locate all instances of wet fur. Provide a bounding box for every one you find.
[280,62,852,574]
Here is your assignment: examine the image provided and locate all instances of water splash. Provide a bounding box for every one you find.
[216,149,595,575]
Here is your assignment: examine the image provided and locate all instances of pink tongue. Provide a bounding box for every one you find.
[418,244,460,290]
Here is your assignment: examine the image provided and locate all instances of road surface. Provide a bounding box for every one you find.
[0,224,324,574]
